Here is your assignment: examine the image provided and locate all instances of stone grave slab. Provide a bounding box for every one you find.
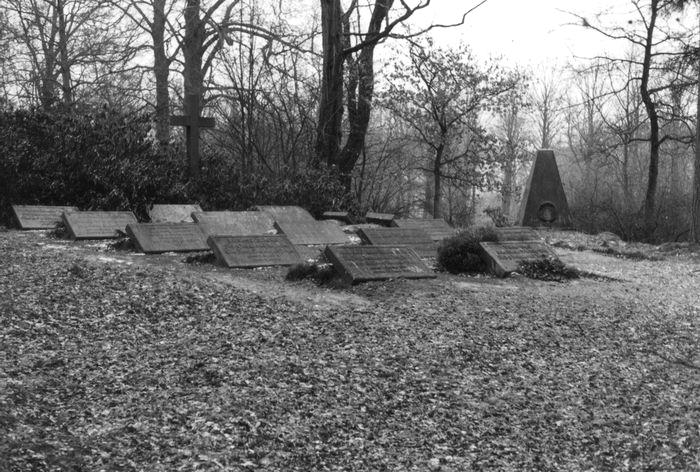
[125,223,209,253]
[494,226,540,242]
[324,245,435,284]
[480,240,559,278]
[365,211,395,225]
[12,205,78,229]
[358,227,437,258]
[252,205,315,223]
[62,211,137,240]
[392,218,456,242]
[192,211,275,236]
[207,235,301,268]
[518,149,572,228]
[322,211,352,224]
[274,220,349,246]
[148,204,202,223]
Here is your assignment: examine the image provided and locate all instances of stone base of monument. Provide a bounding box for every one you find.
[324,245,435,284]
[480,240,559,278]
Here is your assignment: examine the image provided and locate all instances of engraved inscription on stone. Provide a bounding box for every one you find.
[126,223,209,253]
[148,204,202,223]
[12,205,79,229]
[274,221,349,245]
[252,205,316,223]
[391,218,455,242]
[62,211,138,239]
[494,226,540,242]
[324,245,435,284]
[207,235,301,268]
[480,241,559,277]
[358,227,437,258]
[193,211,275,236]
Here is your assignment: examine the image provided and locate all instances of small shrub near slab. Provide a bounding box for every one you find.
[437,226,497,274]
[518,257,580,282]
[286,262,336,285]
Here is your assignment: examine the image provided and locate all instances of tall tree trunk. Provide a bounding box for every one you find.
[57,0,72,105]
[315,0,344,166]
[152,0,170,147]
[502,155,514,218]
[432,144,444,218]
[640,0,661,237]
[183,0,205,179]
[691,38,700,242]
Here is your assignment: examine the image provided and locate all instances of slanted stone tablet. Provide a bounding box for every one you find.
[192,211,275,236]
[392,218,456,242]
[62,211,137,240]
[148,204,202,223]
[324,245,435,284]
[365,212,395,225]
[274,220,349,246]
[494,226,540,242]
[480,240,559,277]
[358,227,437,258]
[125,223,209,253]
[11,205,78,229]
[207,235,302,268]
[252,205,316,223]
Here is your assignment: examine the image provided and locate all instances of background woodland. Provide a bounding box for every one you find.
[0,0,698,242]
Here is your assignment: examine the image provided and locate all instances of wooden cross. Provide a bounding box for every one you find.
[170,93,215,179]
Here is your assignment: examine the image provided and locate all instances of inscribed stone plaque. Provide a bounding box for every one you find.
[358,227,437,258]
[207,235,302,268]
[322,211,352,223]
[125,223,209,253]
[392,218,456,242]
[252,205,316,223]
[365,212,395,225]
[480,241,559,278]
[192,211,275,236]
[494,226,540,242]
[148,204,202,223]
[518,149,572,228]
[62,211,138,240]
[11,205,78,229]
[324,245,435,284]
[274,220,349,245]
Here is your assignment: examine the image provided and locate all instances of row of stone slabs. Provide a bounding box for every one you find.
[11,205,558,282]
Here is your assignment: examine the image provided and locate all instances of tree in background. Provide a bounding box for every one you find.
[5,0,140,108]
[379,39,520,218]
[579,0,696,237]
[316,0,487,184]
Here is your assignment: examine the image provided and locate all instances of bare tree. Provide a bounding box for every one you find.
[316,0,488,184]
[379,39,519,218]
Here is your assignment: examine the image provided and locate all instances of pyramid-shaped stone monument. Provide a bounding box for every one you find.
[518,149,572,228]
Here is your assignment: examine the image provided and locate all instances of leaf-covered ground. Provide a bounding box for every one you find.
[1,230,700,471]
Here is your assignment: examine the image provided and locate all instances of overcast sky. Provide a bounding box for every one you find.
[424,0,646,66]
